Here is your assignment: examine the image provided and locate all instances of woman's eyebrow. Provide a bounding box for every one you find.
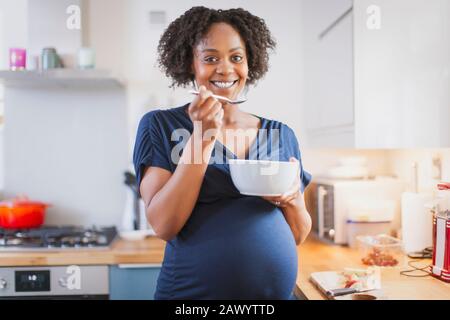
[201,47,244,53]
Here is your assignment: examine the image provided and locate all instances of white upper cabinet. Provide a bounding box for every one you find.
[302,0,450,148]
[302,0,355,147]
[354,0,450,148]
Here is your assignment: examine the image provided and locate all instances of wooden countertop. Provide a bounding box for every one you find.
[296,234,450,300]
[0,236,166,267]
[2,234,449,300]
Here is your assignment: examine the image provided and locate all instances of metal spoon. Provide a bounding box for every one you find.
[188,90,247,104]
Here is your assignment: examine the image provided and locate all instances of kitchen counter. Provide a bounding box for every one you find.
[1,234,449,300]
[296,234,450,300]
[0,236,166,267]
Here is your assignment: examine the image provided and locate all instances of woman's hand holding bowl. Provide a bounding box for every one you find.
[262,157,302,208]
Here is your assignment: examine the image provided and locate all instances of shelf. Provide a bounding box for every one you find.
[0,69,124,89]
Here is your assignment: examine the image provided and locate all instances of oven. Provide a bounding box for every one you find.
[0,226,117,299]
[0,265,109,299]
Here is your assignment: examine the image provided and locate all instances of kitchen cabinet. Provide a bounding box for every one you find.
[302,0,354,147]
[353,0,450,148]
[109,264,161,300]
[302,0,450,148]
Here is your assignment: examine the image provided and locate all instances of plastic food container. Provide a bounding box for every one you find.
[347,221,391,248]
[357,234,404,267]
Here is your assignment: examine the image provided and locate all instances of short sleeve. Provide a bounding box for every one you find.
[285,126,312,193]
[133,111,173,190]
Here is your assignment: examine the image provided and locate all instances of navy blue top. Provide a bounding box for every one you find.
[133,104,312,300]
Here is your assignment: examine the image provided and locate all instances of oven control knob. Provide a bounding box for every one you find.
[0,278,7,290]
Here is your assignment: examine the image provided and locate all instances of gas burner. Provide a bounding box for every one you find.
[0,226,117,251]
[0,237,24,246]
[46,238,60,248]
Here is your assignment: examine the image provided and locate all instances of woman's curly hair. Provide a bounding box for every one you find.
[157,6,276,88]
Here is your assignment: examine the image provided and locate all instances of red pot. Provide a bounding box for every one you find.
[0,199,49,229]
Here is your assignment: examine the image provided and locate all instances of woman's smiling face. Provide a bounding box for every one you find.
[192,22,248,100]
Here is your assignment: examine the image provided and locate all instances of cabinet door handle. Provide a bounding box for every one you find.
[319,6,353,39]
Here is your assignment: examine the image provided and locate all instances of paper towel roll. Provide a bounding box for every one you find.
[401,192,434,253]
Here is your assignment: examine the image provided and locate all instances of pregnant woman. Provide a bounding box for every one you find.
[133,6,312,299]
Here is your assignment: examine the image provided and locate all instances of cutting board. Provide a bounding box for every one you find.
[310,271,387,300]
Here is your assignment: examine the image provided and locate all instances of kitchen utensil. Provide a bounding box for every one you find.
[228,159,298,196]
[0,198,50,229]
[327,286,376,297]
[188,90,247,104]
[123,171,140,230]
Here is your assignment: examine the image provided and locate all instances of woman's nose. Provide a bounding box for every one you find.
[216,60,234,75]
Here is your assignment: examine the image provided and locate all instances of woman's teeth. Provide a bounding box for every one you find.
[211,80,237,89]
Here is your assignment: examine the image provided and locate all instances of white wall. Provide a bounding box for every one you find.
[386,149,450,194]
[27,0,82,59]
[0,0,28,69]
[3,86,129,226]
[0,0,28,191]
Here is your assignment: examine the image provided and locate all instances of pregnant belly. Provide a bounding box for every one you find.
[165,197,298,299]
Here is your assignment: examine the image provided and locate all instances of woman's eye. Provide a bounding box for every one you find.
[204,56,218,63]
[232,56,243,62]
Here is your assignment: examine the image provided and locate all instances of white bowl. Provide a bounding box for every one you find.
[228,159,299,196]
